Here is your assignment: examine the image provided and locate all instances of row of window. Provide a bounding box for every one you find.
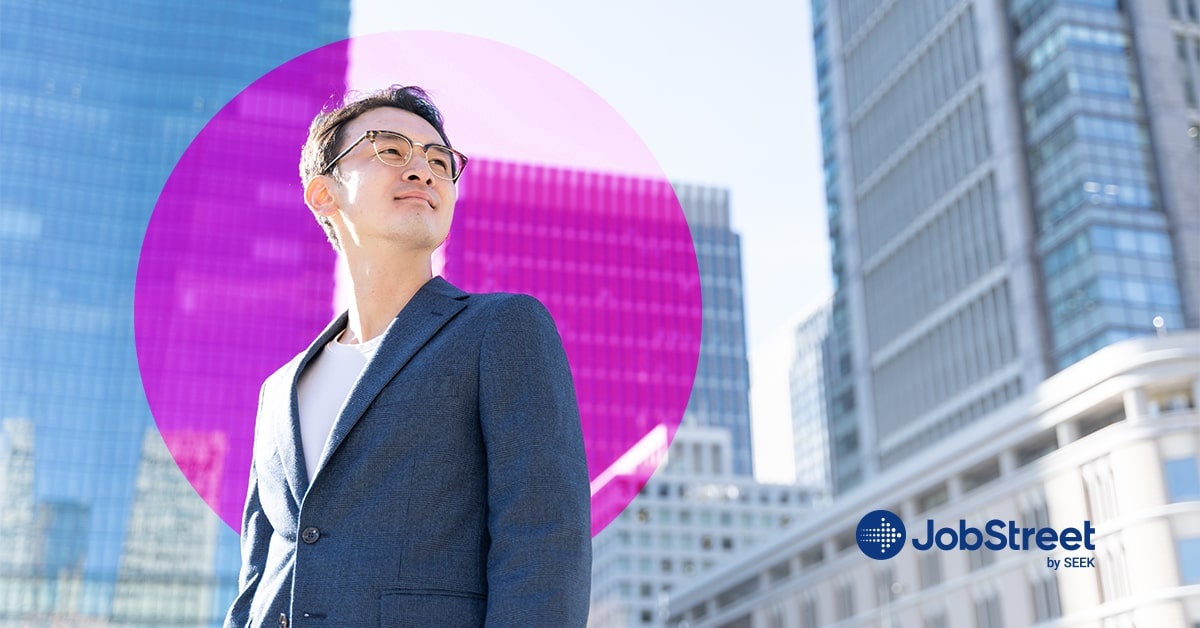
[1027,24,1129,77]
[840,0,964,114]
[878,378,1022,470]
[1175,34,1200,106]
[872,281,1018,436]
[1013,0,1121,36]
[850,8,979,186]
[856,88,991,253]
[1169,0,1200,22]
[863,174,1002,353]
[1043,223,1174,276]
[623,505,796,530]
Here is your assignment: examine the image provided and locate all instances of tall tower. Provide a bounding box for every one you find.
[451,164,752,481]
[813,0,1197,491]
[0,3,349,621]
[676,185,755,477]
[0,419,37,616]
[789,301,833,494]
[111,428,224,624]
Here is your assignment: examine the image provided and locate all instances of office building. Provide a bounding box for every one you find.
[670,333,1200,628]
[480,172,764,626]
[0,418,38,616]
[451,165,746,533]
[591,426,819,627]
[813,0,1198,492]
[0,3,349,621]
[110,428,225,624]
[789,300,834,494]
[677,185,755,478]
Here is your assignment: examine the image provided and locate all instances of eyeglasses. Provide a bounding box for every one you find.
[321,130,469,183]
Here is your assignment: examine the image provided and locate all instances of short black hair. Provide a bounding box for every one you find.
[299,85,451,250]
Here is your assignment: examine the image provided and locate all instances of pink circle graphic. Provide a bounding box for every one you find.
[135,32,702,536]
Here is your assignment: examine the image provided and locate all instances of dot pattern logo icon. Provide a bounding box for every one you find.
[857,509,906,560]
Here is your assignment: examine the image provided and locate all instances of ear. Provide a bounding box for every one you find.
[304,175,340,217]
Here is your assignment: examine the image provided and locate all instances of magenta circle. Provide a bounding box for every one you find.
[135,32,702,536]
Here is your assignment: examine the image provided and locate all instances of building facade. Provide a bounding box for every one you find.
[670,333,1200,628]
[579,179,764,625]
[110,429,226,624]
[813,0,1199,493]
[0,3,348,622]
[676,185,756,478]
[591,426,820,628]
[790,300,834,493]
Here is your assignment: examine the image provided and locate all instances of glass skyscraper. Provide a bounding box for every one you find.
[811,0,1198,492]
[675,185,754,478]
[0,2,348,622]
[449,163,740,530]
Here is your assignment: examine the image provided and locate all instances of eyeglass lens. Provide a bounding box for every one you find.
[370,132,462,181]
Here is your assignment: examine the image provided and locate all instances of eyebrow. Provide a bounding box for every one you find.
[374,129,449,149]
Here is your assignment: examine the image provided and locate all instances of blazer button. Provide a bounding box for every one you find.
[279,612,289,627]
[301,526,321,544]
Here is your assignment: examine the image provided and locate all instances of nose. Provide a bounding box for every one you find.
[402,151,435,184]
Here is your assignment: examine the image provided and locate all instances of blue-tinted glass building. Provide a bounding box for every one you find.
[0,3,348,622]
[811,0,1198,492]
[675,185,755,478]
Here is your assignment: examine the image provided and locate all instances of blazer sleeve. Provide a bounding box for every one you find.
[478,294,592,627]
[224,388,274,628]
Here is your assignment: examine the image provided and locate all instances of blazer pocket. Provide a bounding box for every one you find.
[372,374,462,406]
[379,588,485,627]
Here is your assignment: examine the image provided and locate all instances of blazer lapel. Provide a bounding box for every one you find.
[312,276,468,482]
[276,311,348,506]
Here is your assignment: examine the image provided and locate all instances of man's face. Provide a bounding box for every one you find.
[318,106,457,256]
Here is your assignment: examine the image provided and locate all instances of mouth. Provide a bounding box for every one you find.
[394,192,435,208]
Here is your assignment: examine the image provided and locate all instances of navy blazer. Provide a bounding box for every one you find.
[225,277,591,627]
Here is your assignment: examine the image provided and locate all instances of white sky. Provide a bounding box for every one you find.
[349,1,830,481]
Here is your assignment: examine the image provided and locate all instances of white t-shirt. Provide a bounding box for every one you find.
[295,329,383,484]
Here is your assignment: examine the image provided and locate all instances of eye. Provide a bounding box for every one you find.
[429,157,449,170]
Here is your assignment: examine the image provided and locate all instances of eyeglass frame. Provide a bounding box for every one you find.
[319,129,469,183]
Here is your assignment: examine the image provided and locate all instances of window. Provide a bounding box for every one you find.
[1179,538,1200,584]
[962,460,1001,493]
[836,580,855,620]
[974,591,1003,628]
[917,485,949,513]
[920,553,942,589]
[1164,457,1200,501]
[1097,542,1132,600]
[969,547,997,571]
[1021,492,1051,529]
[767,560,791,583]
[767,606,785,628]
[1031,573,1062,621]
[799,595,818,628]
[875,567,897,605]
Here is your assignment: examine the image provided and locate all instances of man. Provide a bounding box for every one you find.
[225,85,592,627]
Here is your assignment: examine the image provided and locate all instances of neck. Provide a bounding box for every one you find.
[339,246,434,344]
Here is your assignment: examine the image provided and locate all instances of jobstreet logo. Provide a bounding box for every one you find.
[856,510,906,560]
[856,510,1096,561]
